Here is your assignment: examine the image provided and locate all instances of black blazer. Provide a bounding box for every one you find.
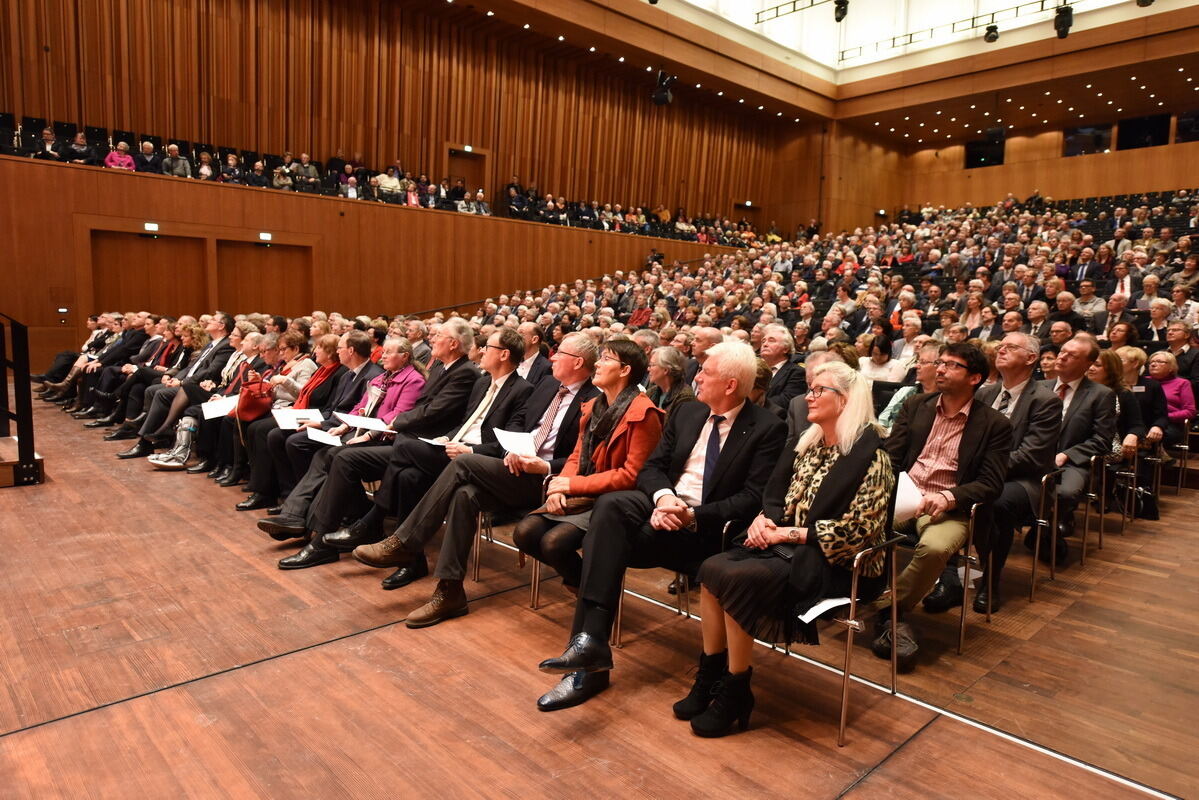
[134,152,163,173]
[455,372,534,448]
[321,361,384,423]
[389,357,481,438]
[1132,377,1169,432]
[636,401,786,539]
[308,364,349,415]
[472,377,600,473]
[522,354,554,387]
[976,381,1062,509]
[98,329,149,367]
[683,358,700,388]
[765,360,806,419]
[181,338,236,385]
[885,393,1011,520]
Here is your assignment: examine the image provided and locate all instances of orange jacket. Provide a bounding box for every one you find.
[561,393,664,496]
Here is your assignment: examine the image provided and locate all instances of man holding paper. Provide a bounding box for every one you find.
[350,331,600,614]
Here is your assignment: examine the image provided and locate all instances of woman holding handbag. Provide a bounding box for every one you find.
[512,338,665,595]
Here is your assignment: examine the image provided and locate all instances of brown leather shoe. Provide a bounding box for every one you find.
[405,580,469,628]
[352,534,414,568]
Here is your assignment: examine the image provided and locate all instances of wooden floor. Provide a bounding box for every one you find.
[0,398,1192,798]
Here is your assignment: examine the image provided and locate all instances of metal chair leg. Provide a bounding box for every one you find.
[530,560,542,609]
[610,574,626,648]
[471,513,483,582]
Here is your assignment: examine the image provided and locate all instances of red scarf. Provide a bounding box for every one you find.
[294,362,340,409]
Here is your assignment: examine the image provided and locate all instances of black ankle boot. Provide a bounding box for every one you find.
[672,650,729,720]
[690,668,754,737]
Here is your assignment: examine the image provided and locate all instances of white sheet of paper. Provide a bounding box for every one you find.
[493,428,536,457]
[200,393,239,420]
[798,597,852,624]
[272,408,323,430]
[334,412,392,432]
[893,471,922,524]
[418,437,448,447]
[306,426,343,447]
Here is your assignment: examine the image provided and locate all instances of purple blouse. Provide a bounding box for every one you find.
[1158,375,1196,422]
[349,365,426,423]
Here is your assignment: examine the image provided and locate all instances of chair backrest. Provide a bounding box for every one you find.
[140,133,163,149]
[112,129,135,148]
[84,125,109,147]
[0,112,15,131]
[53,120,77,140]
[168,138,192,158]
[871,380,906,415]
[21,115,47,133]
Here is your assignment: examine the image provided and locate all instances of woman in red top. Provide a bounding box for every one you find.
[513,339,664,593]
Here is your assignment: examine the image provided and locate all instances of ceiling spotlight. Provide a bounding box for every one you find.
[834,0,848,23]
[984,25,999,43]
[1136,0,1155,6]
[1054,5,1072,39]
[652,70,676,106]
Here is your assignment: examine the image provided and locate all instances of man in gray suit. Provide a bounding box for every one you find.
[974,333,1063,610]
[1038,334,1116,565]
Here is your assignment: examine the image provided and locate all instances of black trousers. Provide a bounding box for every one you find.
[41,351,78,382]
[282,441,388,532]
[572,490,721,639]
[393,453,544,581]
[370,436,452,519]
[987,481,1034,576]
[246,417,282,494]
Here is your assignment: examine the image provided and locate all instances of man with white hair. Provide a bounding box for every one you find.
[534,341,786,711]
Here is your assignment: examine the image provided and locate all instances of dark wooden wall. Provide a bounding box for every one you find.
[1,156,734,367]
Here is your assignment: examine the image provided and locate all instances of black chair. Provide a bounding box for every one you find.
[870,380,906,416]
[21,115,47,134]
[111,129,135,148]
[217,146,238,163]
[140,133,163,150]
[53,121,77,140]
[262,153,283,169]
[240,149,260,166]
[168,138,192,158]
[85,125,109,149]
[0,112,14,131]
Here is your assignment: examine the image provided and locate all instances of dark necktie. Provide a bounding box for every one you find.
[186,341,215,377]
[997,389,1012,416]
[533,385,571,453]
[701,415,726,502]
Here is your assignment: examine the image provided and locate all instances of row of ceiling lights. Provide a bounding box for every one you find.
[443,0,804,122]
[870,66,1189,144]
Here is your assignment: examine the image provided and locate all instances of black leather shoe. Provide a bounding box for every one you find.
[217,467,246,487]
[921,579,964,613]
[104,426,138,441]
[210,466,232,482]
[380,557,429,590]
[187,458,214,475]
[973,583,1002,614]
[93,390,116,403]
[266,505,284,516]
[127,412,148,425]
[241,484,254,493]
[257,516,307,541]
[537,670,610,712]
[322,520,385,552]
[277,541,339,570]
[236,493,275,511]
[538,633,614,675]
[116,439,154,459]
[84,417,117,428]
[71,406,98,419]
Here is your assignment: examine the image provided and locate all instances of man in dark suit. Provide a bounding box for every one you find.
[871,342,1011,670]
[759,323,805,418]
[516,322,553,386]
[1016,274,1045,308]
[1091,295,1136,343]
[115,312,236,458]
[72,312,152,415]
[1023,301,1052,342]
[133,141,163,173]
[533,342,786,711]
[970,333,1062,611]
[351,332,602,620]
[264,325,529,570]
[1035,335,1116,564]
[1106,262,1142,301]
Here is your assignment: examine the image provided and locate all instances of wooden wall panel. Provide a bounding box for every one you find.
[1,156,735,367]
[0,0,798,229]
[821,122,907,234]
[91,232,208,313]
[904,137,1199,210]
[215,241,313,317]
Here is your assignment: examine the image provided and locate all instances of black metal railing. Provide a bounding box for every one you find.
[0,313,41,486]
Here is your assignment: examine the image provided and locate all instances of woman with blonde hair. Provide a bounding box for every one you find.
[674,361,894,737]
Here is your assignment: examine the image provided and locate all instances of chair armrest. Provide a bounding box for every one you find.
[853,533,905,571]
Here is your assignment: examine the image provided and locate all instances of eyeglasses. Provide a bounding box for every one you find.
[996,343,1036,354]
[806,385,843,399]
[556,349,583,360]
[934,359,968,371]
[483,344,507,352]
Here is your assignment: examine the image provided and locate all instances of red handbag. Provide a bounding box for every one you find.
[230,379,274,422]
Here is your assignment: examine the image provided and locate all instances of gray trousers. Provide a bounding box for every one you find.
[394,453,544,581]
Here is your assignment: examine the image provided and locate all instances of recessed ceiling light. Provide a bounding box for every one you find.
[1043,119,1048,124]
[976,129,982,133]
[1159,101,1164,106]
[874,121,880,126]
[936,110,941,115]
[1107,100,1113,104]
[916,138,921,142]
[757,105,764,109]
[776,111,782,116]
[904,116,910,120]
[1079,114,1084,118]
[1085,84,1092,88]
[889,127,895,132]
[1056,99,1062,103]
[1008,124,1014,129]
[716,90,722,96]
[1149,93,1155,98]
[523,22,530,29]
[970,104,976,109]
[1097,92,1103,96]
[1117,107,1123,112]
[1044,91,1051,95]
[1019,106,1025,110]
[695,82,701,88]
[558,35,565,41]
[738,98,744,103]
[983,112,989,116]
[646,66,652,71]
[933,128,938,132]
[1068,107,1074,111]
[1006,98,1012,102]
[618,56,624,62]
[950,117,956,121]
[1140,85,1146,89]
[1130,76,1136,80]
[486,10,494,15]
[589,46,596,52]
[919,122,924,127]
[904,133,909,137]
[794,118,800,122]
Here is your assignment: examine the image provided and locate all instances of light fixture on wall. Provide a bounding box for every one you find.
[834,0,848,23]
[984,25,999,43]
[652,71,676,106]
[143,222,159,232]
[1054,5,1072,39]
